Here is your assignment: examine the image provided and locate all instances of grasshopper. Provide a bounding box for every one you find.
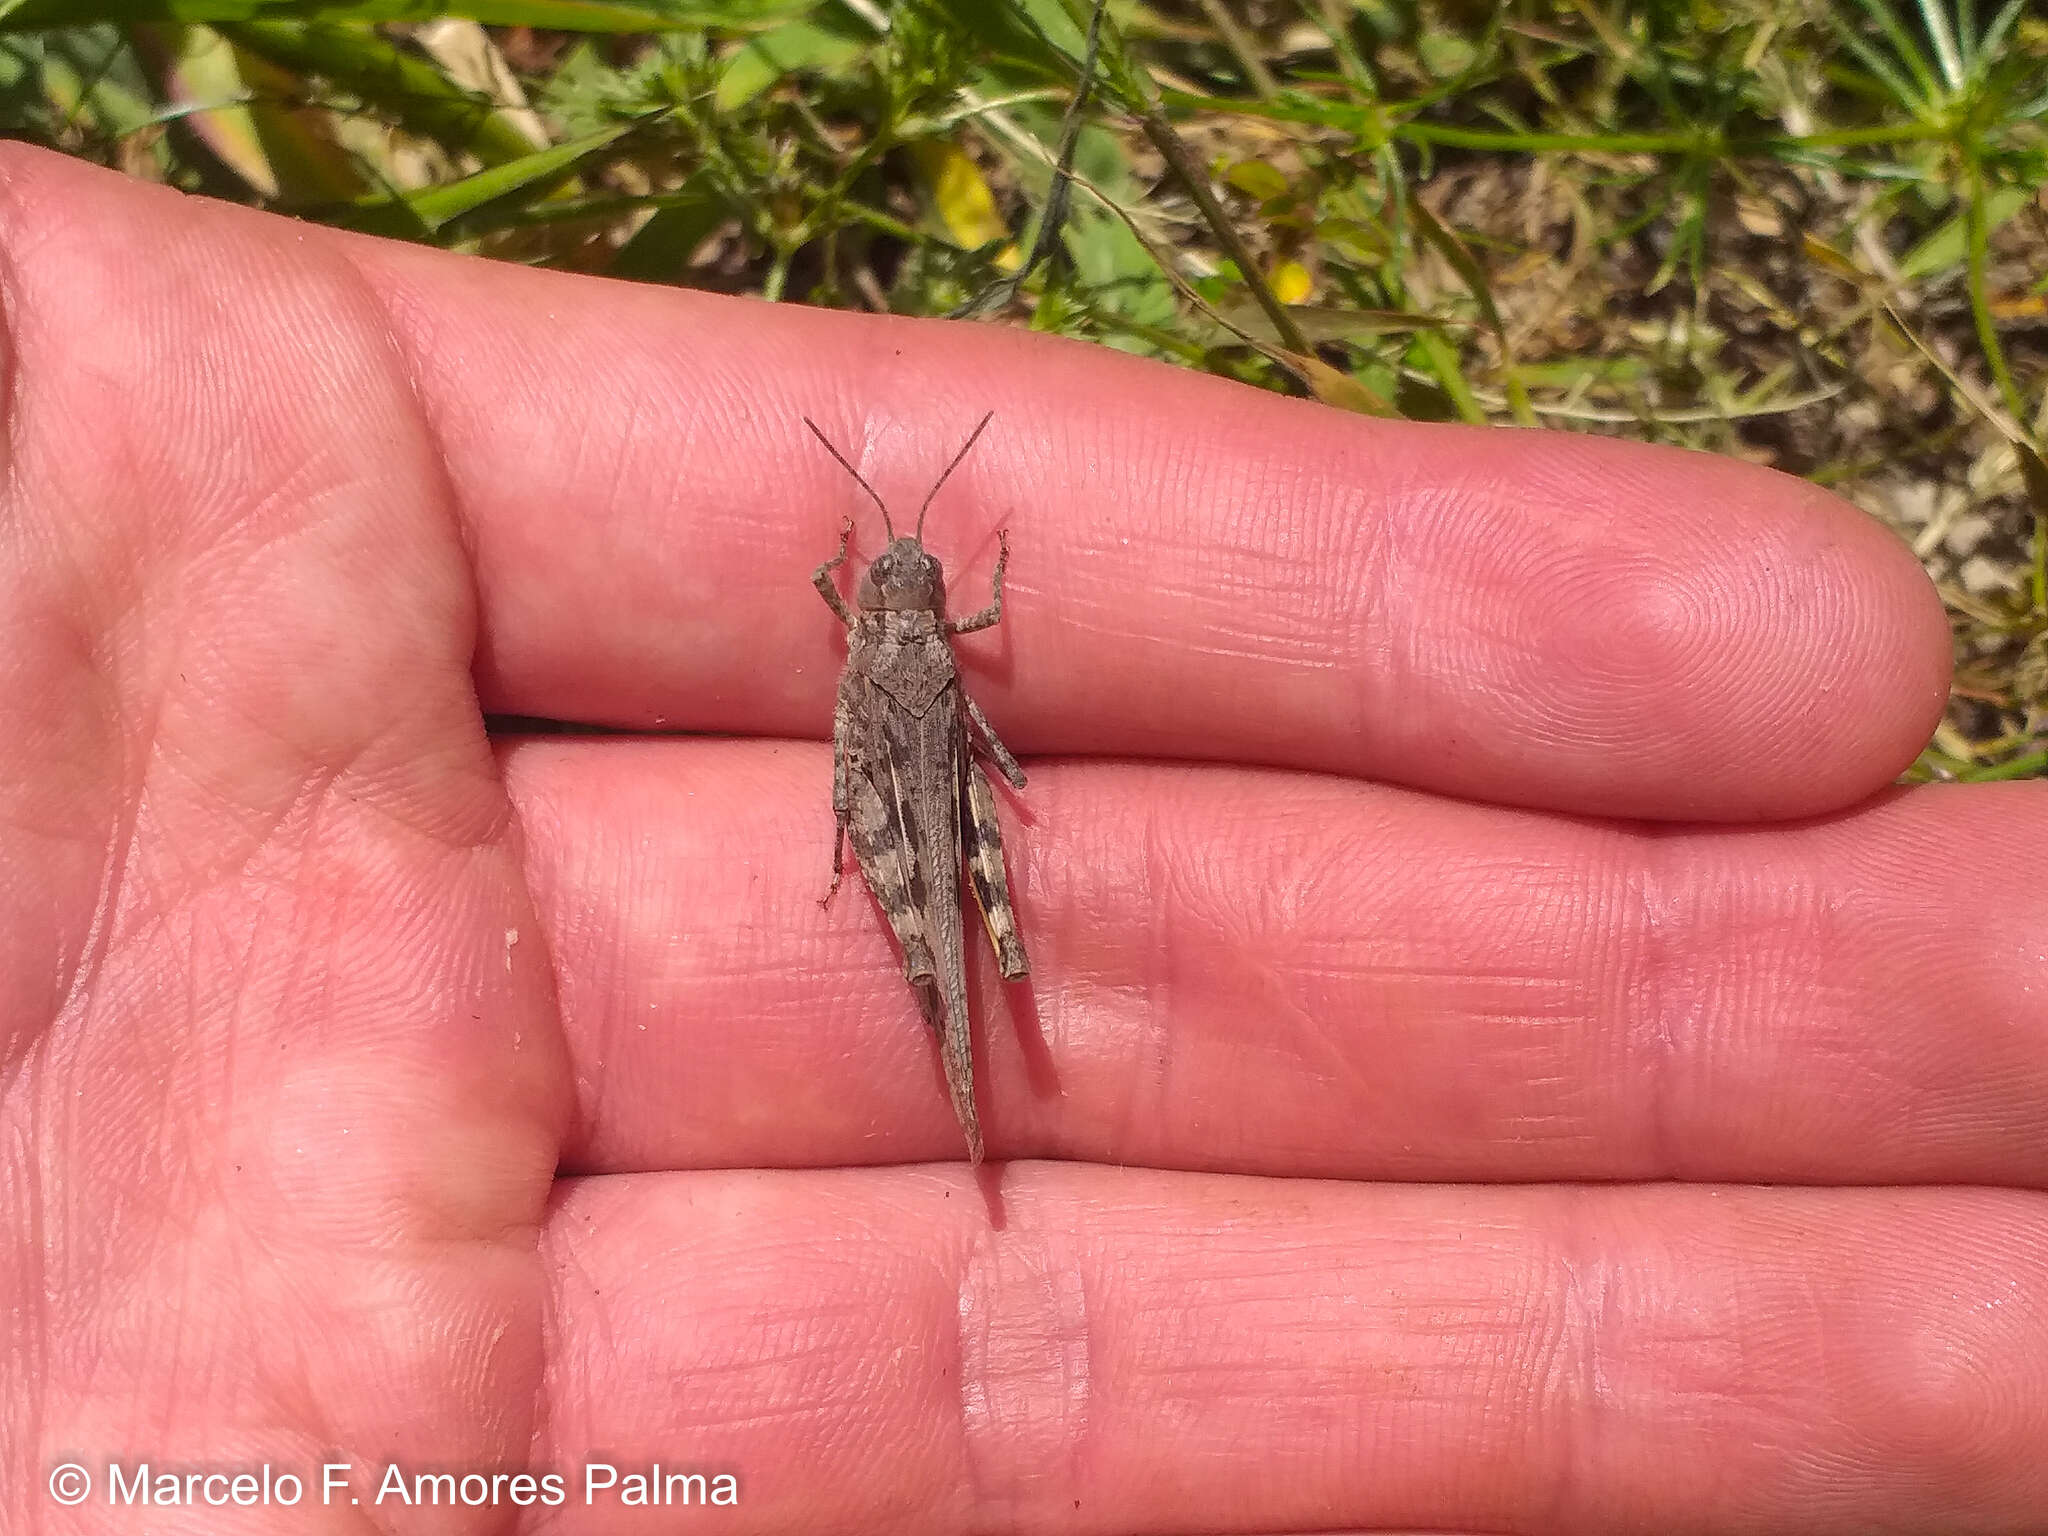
[807,412,1028,1166]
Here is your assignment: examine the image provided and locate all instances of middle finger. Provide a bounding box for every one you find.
[507,738,2047,1187]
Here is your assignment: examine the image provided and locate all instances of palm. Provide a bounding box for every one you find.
[3,154,567,1533]
[5,146,2043,1536]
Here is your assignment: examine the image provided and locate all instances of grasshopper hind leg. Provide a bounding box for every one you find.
[844,764,938,980]
[962,760,1028,979]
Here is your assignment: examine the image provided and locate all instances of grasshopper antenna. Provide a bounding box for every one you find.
[803,417,895,538]
[915,411,996,540]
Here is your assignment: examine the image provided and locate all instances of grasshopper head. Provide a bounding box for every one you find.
[858,536,945,613]
[803,411,993,618]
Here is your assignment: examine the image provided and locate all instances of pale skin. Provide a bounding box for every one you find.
[2,144,2045,1535]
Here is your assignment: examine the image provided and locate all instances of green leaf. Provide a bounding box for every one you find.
[1222,158,1288,202]
[1898,183,2032,279]
[219,19,542,166]
[716,14,862,111]
[1416,26,1475,81]
[610,184,727,282]
[1055,117,1174,329]
[24,24,157,137]
[919,0,1074,83]
[926,0,1144,111]
[342,117,639,233]
[155,22,368,202]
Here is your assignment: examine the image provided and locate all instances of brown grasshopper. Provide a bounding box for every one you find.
[806,412,1028,1166]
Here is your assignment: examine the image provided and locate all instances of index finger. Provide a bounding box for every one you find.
[347,216,1947,821]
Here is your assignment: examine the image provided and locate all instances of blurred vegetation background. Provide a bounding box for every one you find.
[2,0,2043,780]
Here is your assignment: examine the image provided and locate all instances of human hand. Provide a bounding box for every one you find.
[4,146,2042,1534]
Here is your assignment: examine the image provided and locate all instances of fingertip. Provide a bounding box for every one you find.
[1386,425,1952,816]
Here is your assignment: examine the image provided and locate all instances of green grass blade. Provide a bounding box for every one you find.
[1,0,801,32]
[1406,192,1532,423]
[344,116,639,233]
[1837,0,1942,111]
[1910,0,1966,90]
[1955,748,2048,782]
[1964,151,2029,423]
[1976,0,2026,74]
[1413,328,1485,425]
